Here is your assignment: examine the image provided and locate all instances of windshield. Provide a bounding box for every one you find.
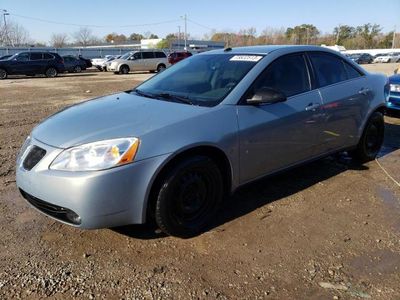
[134,53,263,107]
[120,52,132,60]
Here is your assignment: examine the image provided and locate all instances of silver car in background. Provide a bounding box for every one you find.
[107,50,170,74]
[16,45,388,237]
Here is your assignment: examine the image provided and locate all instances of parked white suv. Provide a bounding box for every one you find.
[107,50,170,74]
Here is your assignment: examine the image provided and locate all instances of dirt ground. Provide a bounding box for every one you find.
[0,63,399,299]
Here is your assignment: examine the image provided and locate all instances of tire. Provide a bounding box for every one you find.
[157,64,166,73]
[155,156,224,238]
[120,65,129,74]
[350,111,384,163]
[74,66,82,73]
[0,68,7,79]
[45,67,57,78]
[113,72,119,75]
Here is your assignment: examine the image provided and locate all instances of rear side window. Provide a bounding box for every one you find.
[43,53,54,60]
[142,52,155,59]
[30,53,43,60]
[155,52,166,58]
[309,53,348,87]
[252,54,311,98]
[343,61,362,79]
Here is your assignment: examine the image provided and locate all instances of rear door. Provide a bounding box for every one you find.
[237,53,324,183]
[307,52,370,152]
[29,52,44,73]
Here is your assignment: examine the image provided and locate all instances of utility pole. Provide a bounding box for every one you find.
[2,9,10,46]
[392,26,396,49]
[178,25,181,50]
[181,14,187,50]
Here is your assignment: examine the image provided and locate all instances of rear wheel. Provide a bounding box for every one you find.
[155,156,224,238]
[0,69,8,79]
[74,65,82,73]
[45,67,57,78]
[120,65,130,74]
[350,111,384,163]
[157,64,166,73]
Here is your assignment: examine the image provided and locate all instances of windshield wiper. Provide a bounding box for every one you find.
[134,89,157,99]
[155,92,195,105]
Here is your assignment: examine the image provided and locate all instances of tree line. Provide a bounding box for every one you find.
[0,20,397,49]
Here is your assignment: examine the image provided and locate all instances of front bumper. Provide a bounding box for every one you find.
[16,138,169,229]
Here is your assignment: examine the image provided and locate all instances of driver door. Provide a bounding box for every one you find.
[129,52,143,71]
[9,52,31,74]
[237,53,324,183]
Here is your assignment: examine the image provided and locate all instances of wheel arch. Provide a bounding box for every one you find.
[119,64,130,72]
[143,144,233,222]
[357,105,386,140]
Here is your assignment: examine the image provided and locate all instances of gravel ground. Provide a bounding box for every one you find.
[0,64,399,299]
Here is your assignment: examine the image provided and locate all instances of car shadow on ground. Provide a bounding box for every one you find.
[3,73,98,80]
[113,119,400,240]
[112,156,368,240]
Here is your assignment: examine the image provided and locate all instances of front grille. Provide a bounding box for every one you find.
[23,146,46,170]
[20,189,81,225]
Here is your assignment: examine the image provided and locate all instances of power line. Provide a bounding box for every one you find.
[9,13,180,28]
[186,18,214,31]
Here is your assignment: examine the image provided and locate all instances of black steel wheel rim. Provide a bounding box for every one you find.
[47,68,56,77]
[171,168,218,228]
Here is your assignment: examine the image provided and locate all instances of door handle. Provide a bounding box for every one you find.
[305,103,320,111]
[358,88,370,95]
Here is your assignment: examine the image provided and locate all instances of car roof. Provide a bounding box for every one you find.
[201,45,341,56]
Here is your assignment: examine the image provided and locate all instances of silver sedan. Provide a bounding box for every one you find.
[16,45,388,237]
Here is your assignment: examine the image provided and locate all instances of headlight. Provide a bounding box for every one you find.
[50,137,139,171]
[390,84,400,92]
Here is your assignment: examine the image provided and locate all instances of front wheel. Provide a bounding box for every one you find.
[350,111,384,163]
[45,67,57,78]
[74,66,82,73]
[119,65,129,74]
[0,68,7,79]
[155,156,224,238]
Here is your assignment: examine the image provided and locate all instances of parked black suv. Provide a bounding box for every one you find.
[0,52,65,79]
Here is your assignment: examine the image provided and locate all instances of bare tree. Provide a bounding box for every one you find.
[73,27,96,46]
[0,20,29,46]
[50,33,68,48]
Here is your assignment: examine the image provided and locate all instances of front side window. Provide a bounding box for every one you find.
[135,54,263,106]
[249,54,310,98]
[309,53,348,87]
[16,53,30,61]
[133,52,142,60]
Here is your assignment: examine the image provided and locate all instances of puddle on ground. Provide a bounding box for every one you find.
[348,249,400,277]
[377,186,400,209]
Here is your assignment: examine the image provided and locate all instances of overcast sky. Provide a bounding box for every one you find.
[1,0,400,43]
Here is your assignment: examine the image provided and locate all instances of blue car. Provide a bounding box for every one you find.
[387,74,400,112]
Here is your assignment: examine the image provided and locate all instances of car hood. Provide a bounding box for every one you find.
[31,92,210,148]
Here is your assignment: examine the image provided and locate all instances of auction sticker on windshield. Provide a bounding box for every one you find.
[230,55,263,62]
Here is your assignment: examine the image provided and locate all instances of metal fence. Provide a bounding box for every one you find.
[0,47,146,59]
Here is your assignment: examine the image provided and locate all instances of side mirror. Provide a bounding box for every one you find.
[246,87,287,105]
